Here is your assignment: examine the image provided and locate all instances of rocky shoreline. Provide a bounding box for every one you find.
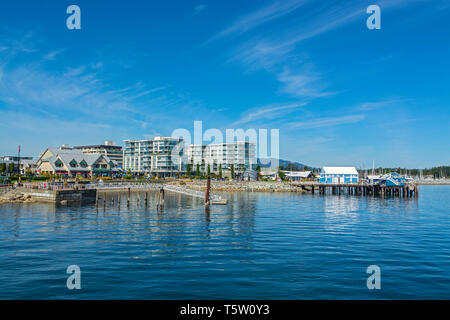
[168,180,308,193]
[0,190,38,203]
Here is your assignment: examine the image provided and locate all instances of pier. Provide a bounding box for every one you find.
[292,182,419,198]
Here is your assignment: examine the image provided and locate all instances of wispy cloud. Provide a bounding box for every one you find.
[355,99,410,111]
[193,4,206,15]
[44,49,65,61]
[289,114,365,129]
[210,0,308,42]
[233,101,307,126]
[223,0,435,100]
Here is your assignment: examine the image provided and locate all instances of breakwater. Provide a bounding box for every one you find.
[168,180,308,193]
[0,187,96,204]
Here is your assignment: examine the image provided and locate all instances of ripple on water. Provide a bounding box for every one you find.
[0,186,449,299]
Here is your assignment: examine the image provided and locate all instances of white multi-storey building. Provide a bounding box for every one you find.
[123,137,183,177]
[186,141,256,174]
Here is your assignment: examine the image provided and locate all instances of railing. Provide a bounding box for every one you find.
[92,182,163,190]
[163,184,223,201]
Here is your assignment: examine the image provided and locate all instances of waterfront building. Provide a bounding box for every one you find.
[186,142,256,175]
[0,156,35,175]
[19,159,37,174]
[74,141,123,167]
[243,169,258,181]
[0,156,33,162]
[259,169,278,181]
[284,171,314,181]
[123,137,184,177]
[369,172,407,186]
[319,167,359,184]
[36,145,121,177]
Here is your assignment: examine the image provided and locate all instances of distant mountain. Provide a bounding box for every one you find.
[257,158,311,170]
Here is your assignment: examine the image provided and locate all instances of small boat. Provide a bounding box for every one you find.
[211,199,228,205]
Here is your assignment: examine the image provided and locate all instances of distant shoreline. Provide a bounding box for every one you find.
[415,180,450,185]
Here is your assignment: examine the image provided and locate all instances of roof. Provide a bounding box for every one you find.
[284,171,312,178]
[74,145,122,149]
[20,159,36,166]
[322,167,358,175]
[38,147,117,171]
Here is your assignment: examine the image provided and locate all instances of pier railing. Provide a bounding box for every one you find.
[163,184,223,201]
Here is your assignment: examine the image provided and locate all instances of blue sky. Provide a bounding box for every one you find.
[0,0,449,168]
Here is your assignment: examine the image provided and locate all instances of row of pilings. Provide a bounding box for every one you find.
[312,184,418,198]
[95,187,166,209]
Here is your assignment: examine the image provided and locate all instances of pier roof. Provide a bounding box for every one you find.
[322,167,358,175]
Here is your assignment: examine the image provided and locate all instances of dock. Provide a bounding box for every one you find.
[292,182,419,198]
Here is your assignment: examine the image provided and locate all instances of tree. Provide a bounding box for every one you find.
[277,167,285,180]
[207,164,211,177]
[8,163,14,175]
[256,165,261,181]
[284,162,300,171]
[218,164,223,179]
[186,163,192,178]
[196,164,200,177]
[230,164,235,179]
[0,163,6,174]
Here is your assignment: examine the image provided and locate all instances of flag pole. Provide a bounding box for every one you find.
[18,145,21,183]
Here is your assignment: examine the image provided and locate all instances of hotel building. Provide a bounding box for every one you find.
[123,137,184,177]
[186,141,256,175]
[74,141,123,167]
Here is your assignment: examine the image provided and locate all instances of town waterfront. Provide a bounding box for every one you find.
[0,185,449,299]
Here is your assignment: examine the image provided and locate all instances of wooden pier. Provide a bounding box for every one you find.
[293,183,418,198]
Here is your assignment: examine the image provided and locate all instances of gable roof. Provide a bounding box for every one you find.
[284,171,312,178]
[322,167,358,175]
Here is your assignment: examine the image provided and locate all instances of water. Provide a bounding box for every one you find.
[0,186,449,299]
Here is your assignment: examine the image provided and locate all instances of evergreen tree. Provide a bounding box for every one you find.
[196,163,200,177]
[207,164,211,177]
[256,165,261,180]
[219,164,223,179]
[186,163,192,178]
[231,164,235,179]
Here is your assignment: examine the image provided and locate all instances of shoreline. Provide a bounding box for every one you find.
[2,180,449,204]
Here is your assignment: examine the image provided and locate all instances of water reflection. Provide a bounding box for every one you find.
[323,195,360,233]
[0,186,448,299]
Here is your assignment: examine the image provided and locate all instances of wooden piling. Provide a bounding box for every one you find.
[158,188,165,208]
[205,176,211,206]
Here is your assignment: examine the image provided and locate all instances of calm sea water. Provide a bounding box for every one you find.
[0,185,449,299]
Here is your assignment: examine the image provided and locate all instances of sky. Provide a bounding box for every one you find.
[0,0,449,168]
